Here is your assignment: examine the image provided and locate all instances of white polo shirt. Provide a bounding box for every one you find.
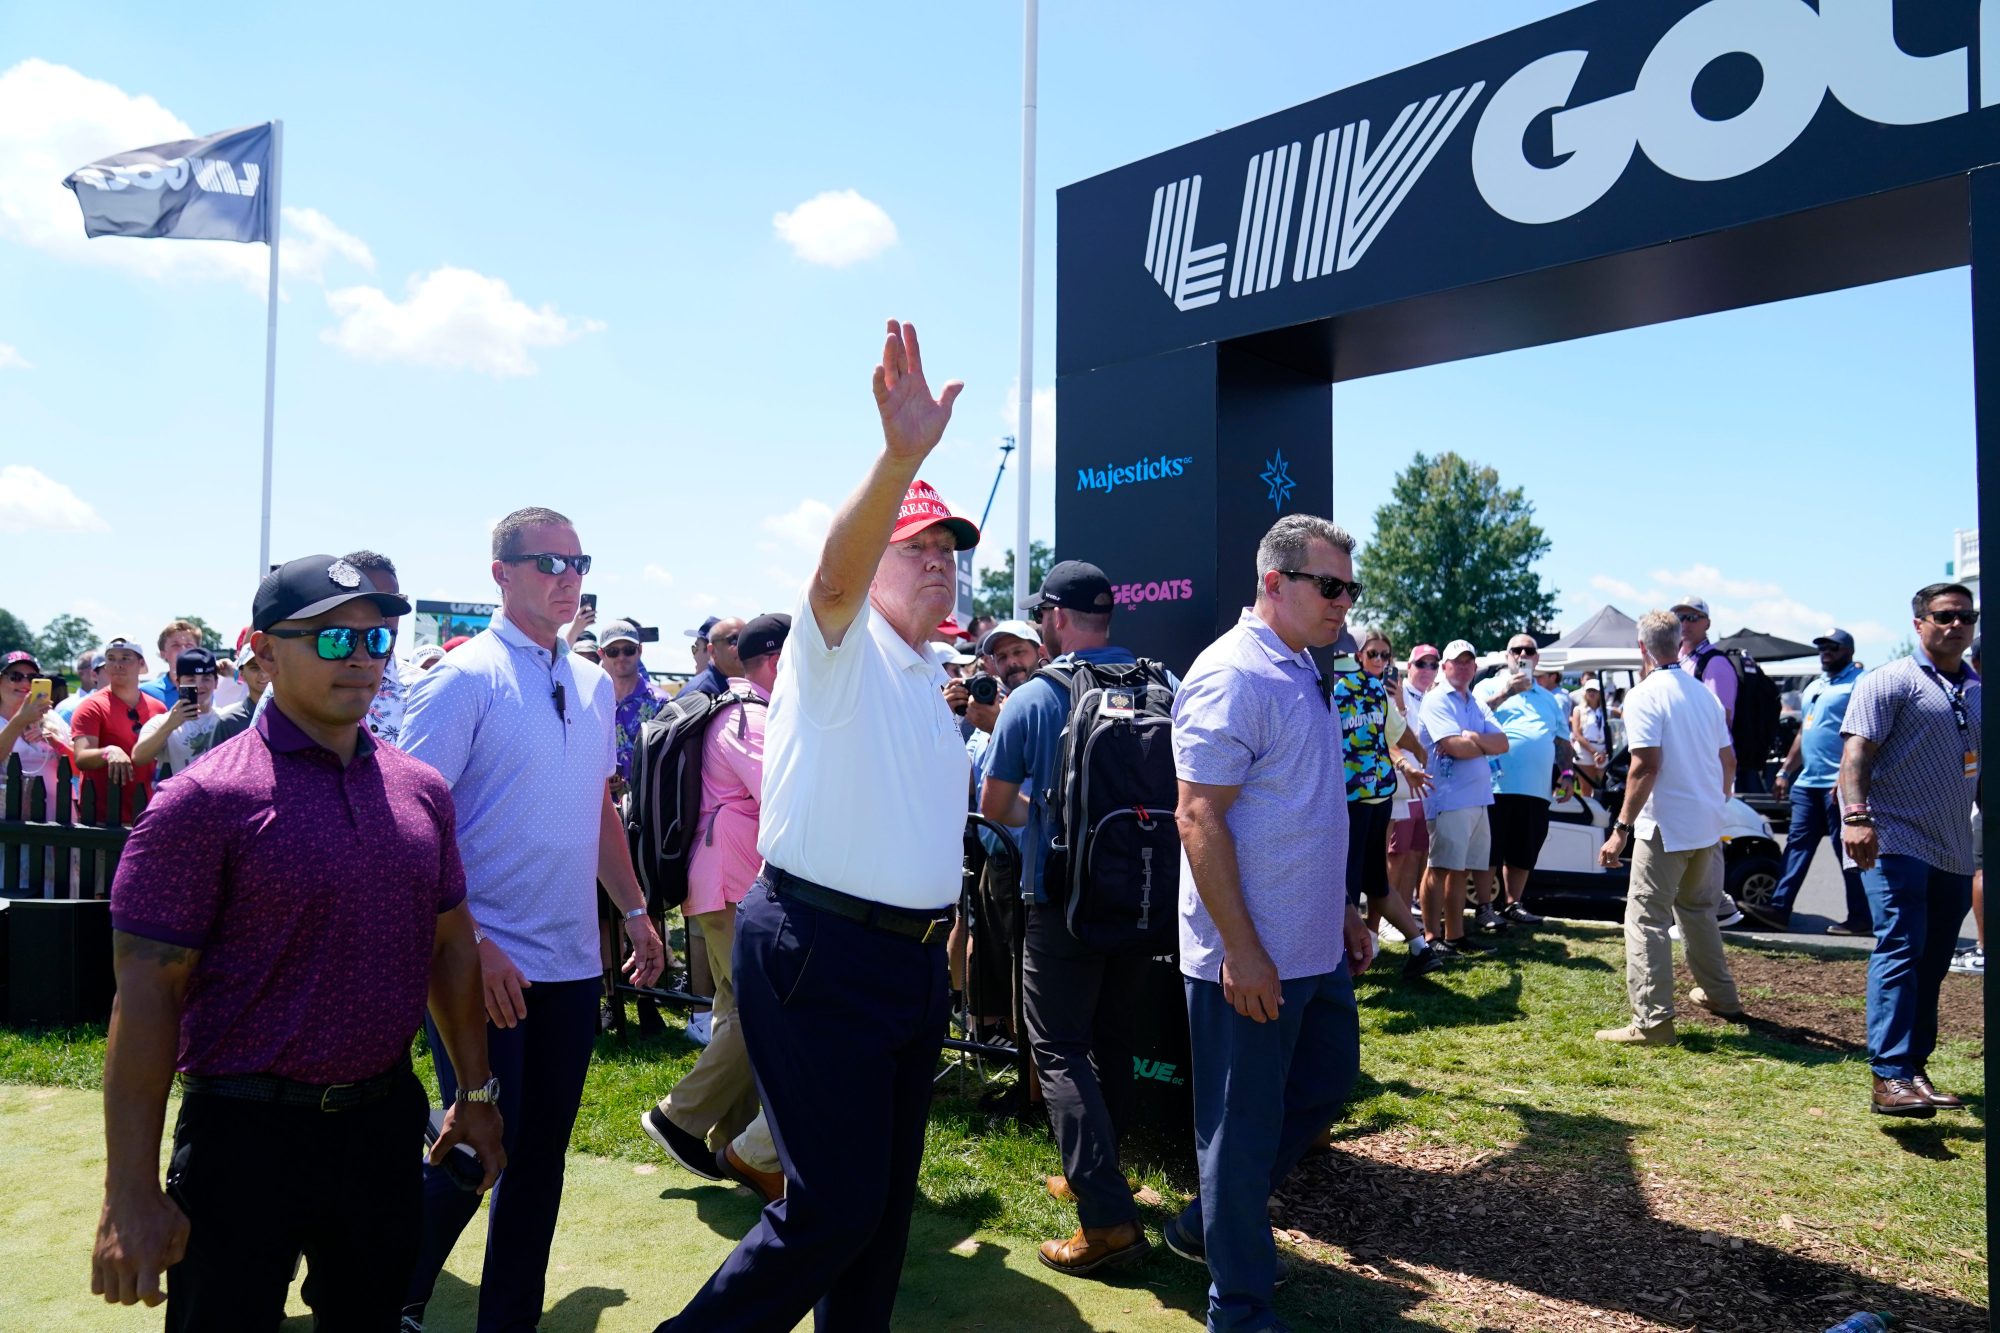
[756,587,968,911]
[1623,663,1733,853]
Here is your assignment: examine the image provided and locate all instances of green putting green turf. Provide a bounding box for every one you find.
[0,1084,1221,1331]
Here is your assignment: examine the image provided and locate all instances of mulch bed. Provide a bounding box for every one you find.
[1675,948,1984,1054]
[1263,949,1987,1331]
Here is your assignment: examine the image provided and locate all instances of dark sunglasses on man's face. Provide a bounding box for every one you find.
[1412,658,1439,670]
[502,552,593,577]
[1508,645,1539,657]
[1676,613,1705,625]
[600,643,638,659]
[265,625,395,661]
[1926,609,1979,627]
[1278,570,1362,602]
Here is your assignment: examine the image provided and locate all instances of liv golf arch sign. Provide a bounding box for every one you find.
[1057,0,1998,671]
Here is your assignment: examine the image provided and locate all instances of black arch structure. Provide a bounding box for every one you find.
[1055,0,1997,1308]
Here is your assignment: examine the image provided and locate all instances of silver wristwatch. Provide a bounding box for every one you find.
[456,1076,501,1105]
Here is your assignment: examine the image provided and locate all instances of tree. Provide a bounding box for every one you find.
[975,541,1054,619]
[1354,451,1558,651]
[36,613,96,670]
[177,615,225,653]
[0,607,34,656]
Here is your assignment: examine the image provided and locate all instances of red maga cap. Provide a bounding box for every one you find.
[889,479,979,550]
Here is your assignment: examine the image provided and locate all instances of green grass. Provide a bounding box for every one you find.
[4,921,1984,1322]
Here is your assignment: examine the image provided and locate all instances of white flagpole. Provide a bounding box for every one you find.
[1012,0,1038,617]
[258,119,283,579]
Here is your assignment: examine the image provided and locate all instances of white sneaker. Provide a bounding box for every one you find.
[1951,947,1985,976]
[1380,921,1406,943]
[1668,922,1684,942]
[686,1010,713,1046]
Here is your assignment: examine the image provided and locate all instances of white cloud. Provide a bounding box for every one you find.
[689,592,720,611]
[642,563,674,586]
[0,464,108,534]
[0,60,369,293]
[759,498,833,553]
[1000,381,1057,474]
[1580,564,1891,654]
[281,206,374,284]
[771,189,898,267]
[322,267,603,376]
[0,343,27,369]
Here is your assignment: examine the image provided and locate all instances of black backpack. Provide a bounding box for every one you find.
[626,689,760,915]
[1691,647,1782,773]
[1039,658,1181,952]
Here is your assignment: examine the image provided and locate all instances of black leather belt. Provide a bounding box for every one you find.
[179,1057,411,1113]
[765,866,955,945]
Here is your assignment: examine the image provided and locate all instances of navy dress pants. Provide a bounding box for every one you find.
[405,976,599,1333]
[659,881,950,1332]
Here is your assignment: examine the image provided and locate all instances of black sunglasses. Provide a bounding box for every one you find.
[501,552,593,576]
[266,626,395,661]
[1676,613,1705,624]
[1508,645,1539,656]
[1362,650,1394,663]
[1926,609,1979,627]
[600,643,638,658]
[1278,570,1362,602]
[1412,657,1439,670]
[1,670,35,684]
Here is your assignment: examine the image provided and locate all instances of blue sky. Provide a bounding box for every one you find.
[0,1,1974,672]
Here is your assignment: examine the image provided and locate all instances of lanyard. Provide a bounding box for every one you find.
[1917,664,1971,734]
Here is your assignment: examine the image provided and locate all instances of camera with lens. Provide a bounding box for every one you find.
[948,673,1002,716]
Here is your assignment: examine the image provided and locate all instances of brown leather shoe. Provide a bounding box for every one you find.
[1871,1076,1938,1118]
[1037,1221,1150,1277]
[1911,1073,1966,1110]
[717,1143,785,1204]
[1045,1174,1139,1203]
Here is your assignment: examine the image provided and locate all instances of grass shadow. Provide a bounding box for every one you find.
[1274,1101,1989,1331]
[1882,1119,1987,1162]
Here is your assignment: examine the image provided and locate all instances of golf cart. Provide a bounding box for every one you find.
[1529,614,1785,915]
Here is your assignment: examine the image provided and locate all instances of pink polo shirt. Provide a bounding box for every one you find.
[685,681,769,918]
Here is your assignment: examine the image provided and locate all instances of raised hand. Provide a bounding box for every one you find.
[872,319,963,463]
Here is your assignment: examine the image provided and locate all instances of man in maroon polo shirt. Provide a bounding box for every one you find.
[91,555,507,1330]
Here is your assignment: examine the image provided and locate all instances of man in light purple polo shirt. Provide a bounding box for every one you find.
[1161,514,1373,1333]
[92,555,502,1327]
[1672,596,1739,723]
[1416,640,1508,955]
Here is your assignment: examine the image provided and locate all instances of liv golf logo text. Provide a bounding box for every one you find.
[1076,454,1195,493]
[1142,0,1999,313]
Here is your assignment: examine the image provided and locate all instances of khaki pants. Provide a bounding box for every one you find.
[1624,834,1741,1030]
[661,906,777,1171]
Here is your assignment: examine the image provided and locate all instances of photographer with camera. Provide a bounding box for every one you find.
[980,561,1173,1278]
[953,621,1044,1050]
[132,648,224,778]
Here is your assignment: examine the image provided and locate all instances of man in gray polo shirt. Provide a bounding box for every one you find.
[1841,581,1980,1118]
[1160,514,1373,1333]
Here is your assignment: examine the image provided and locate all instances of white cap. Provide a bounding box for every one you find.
[978,619,1043,655]
[1442,638,1478,661]
[1671,595,1710,617]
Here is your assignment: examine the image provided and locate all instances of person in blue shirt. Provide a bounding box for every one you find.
[980,560,1163,1279]
[1754,629,1869,932]
[1472,634,1571,929]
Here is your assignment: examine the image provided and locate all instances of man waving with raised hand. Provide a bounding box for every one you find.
[659,321,979,1332]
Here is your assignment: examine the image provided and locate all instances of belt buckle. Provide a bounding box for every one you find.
[319,1081,355,1112]
[920,916,950,945]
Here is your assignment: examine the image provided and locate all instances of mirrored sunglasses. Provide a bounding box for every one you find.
[266,625,395,661]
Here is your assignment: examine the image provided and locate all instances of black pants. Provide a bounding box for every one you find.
[660,880,950,1332]
[165,1074,427,1332]
[1021,899,1150,1229]
[970,853,1024,1024]
[407,976,600,1333]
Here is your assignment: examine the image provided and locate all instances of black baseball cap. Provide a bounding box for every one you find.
[174,647,218,677]
[1034,560,1114,613]
[253,554,412,631]
[738,613,792,661]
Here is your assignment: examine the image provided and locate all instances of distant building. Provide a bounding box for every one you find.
[1950,528,1981,605]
